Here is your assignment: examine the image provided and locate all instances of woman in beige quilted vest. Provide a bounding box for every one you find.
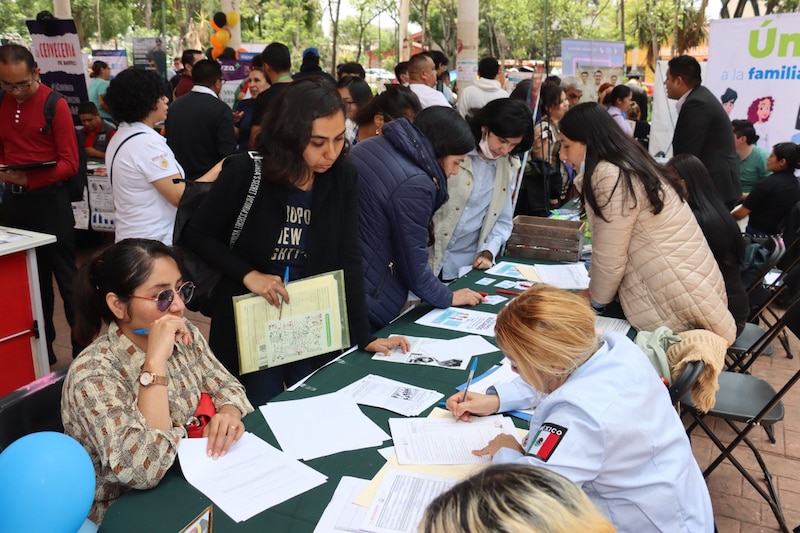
[559,103,736,345]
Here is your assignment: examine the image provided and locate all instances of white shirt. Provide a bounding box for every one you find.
[409,83,451,109]
[492,333,714,533]
[456,78,509,117]
[675,87,693,114]
[106,122,184,245]
[439,150,513,279]
[190,85,219,98]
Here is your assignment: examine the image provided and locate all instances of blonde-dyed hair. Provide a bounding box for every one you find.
[495,285,599,392]
[419,463,616,533]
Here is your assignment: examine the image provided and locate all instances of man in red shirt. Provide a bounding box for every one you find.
[78,101,116,159]
[0,44,81,365]
[172,49,203,99]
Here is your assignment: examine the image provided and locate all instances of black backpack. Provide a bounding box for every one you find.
[0,89,87,202]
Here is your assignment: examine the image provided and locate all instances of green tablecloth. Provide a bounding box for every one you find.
[98,256,616,532]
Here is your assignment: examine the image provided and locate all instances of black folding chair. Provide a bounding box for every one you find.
[682,300,800,533]
[0,368,67,452]
[668,360,705,405]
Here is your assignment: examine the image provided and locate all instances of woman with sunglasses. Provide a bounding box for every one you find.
[62,238,253,524]
[183,78,409,405]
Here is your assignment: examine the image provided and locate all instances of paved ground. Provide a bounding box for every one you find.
[49,242,800,531]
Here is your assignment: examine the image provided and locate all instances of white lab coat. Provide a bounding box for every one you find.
[492,333,714,533]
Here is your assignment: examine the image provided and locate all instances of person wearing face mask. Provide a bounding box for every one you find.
[429,98,533,281]
[559,103,736,345]
[351,106,488,332]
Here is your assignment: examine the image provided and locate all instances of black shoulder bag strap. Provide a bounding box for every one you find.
[108,132,147,185]
[229,151,263,248]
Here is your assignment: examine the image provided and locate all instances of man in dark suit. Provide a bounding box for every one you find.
[165,59,237,181]
[667,55,741,209]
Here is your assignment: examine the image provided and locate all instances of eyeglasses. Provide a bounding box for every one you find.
[129,281,195,312]
[0,80,33,92]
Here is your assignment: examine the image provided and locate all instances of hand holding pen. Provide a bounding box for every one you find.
[242,270,289,308]
[279,266,289,320]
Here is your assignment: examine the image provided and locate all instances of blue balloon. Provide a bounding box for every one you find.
[0,432,95,533]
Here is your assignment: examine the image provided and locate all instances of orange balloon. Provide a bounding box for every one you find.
[211,46,223,60]
[210,19,221,32]
[209,33,221,48]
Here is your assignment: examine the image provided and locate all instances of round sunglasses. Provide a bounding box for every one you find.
[129,281,195,312]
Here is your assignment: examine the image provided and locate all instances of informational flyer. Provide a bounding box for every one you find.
[414,308,497,337]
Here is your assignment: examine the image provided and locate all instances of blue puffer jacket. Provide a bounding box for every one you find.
[350,118,452,331]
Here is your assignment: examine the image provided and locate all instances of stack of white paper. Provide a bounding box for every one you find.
[595,316,632,334]
[362,470,458,533]
[313,476,371,533]
[260,392,390,460]
[177,432,327,522]
[340,375,443,416]
[389,415,518,465]
[531,263,591,290]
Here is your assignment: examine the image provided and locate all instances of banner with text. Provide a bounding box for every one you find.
[26,17,88,125]
[707,13,800,148]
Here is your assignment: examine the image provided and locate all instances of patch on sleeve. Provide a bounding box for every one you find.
[525,422,567,462]
[150,153,170,170]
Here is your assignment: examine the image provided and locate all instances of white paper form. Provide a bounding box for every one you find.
[485,261,531,279]
[532,263,591,290]
[389,415,518,465]
[414,308,497,337]
[362,470,458,533]
[340,375,443,417]
[313,476,370,533]
[375,335,498,370]
[596,316,632,335]
[177,432,327,523]
[374,336,469,370]
[260,392,390,460]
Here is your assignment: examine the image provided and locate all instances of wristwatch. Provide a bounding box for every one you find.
[139,370,168,387]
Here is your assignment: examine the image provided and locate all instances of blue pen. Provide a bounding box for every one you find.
[133,328,149,335]
[461,357,479,402]
[279,266,289,320]
[437,401,448,408]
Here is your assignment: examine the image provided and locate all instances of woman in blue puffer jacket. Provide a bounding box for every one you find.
[351,106,487,332]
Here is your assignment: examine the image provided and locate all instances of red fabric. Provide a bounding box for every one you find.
[0,85,79,190]
[174,73,194,98]
[186,392,216,438]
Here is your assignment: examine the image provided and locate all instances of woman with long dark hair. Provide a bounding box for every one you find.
[559,102,736,344]
[183,79,408,404]
[667,154,748,334]
[351,106,487,331]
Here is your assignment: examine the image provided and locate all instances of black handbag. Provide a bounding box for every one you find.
[515,123,562,217]
[173,152,263,314]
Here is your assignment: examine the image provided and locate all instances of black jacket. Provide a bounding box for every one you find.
[673,85,741,208]
[182,152,375,375]
[165,90,237,180]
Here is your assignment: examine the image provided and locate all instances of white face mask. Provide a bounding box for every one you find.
[579,160,586,175]
[479,131,500,160]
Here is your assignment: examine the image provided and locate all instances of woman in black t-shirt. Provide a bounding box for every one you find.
[733,142,800,236]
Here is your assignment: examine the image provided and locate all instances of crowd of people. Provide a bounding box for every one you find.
[2,39,800,531]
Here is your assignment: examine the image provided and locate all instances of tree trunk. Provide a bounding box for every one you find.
[145,0,153,30]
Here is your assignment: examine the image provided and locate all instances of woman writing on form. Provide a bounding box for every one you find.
[446,285,714,532]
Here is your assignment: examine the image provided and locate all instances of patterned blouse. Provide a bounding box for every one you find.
[61,321,253,523]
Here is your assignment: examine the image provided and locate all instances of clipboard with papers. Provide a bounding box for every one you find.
[233,269,350,374]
